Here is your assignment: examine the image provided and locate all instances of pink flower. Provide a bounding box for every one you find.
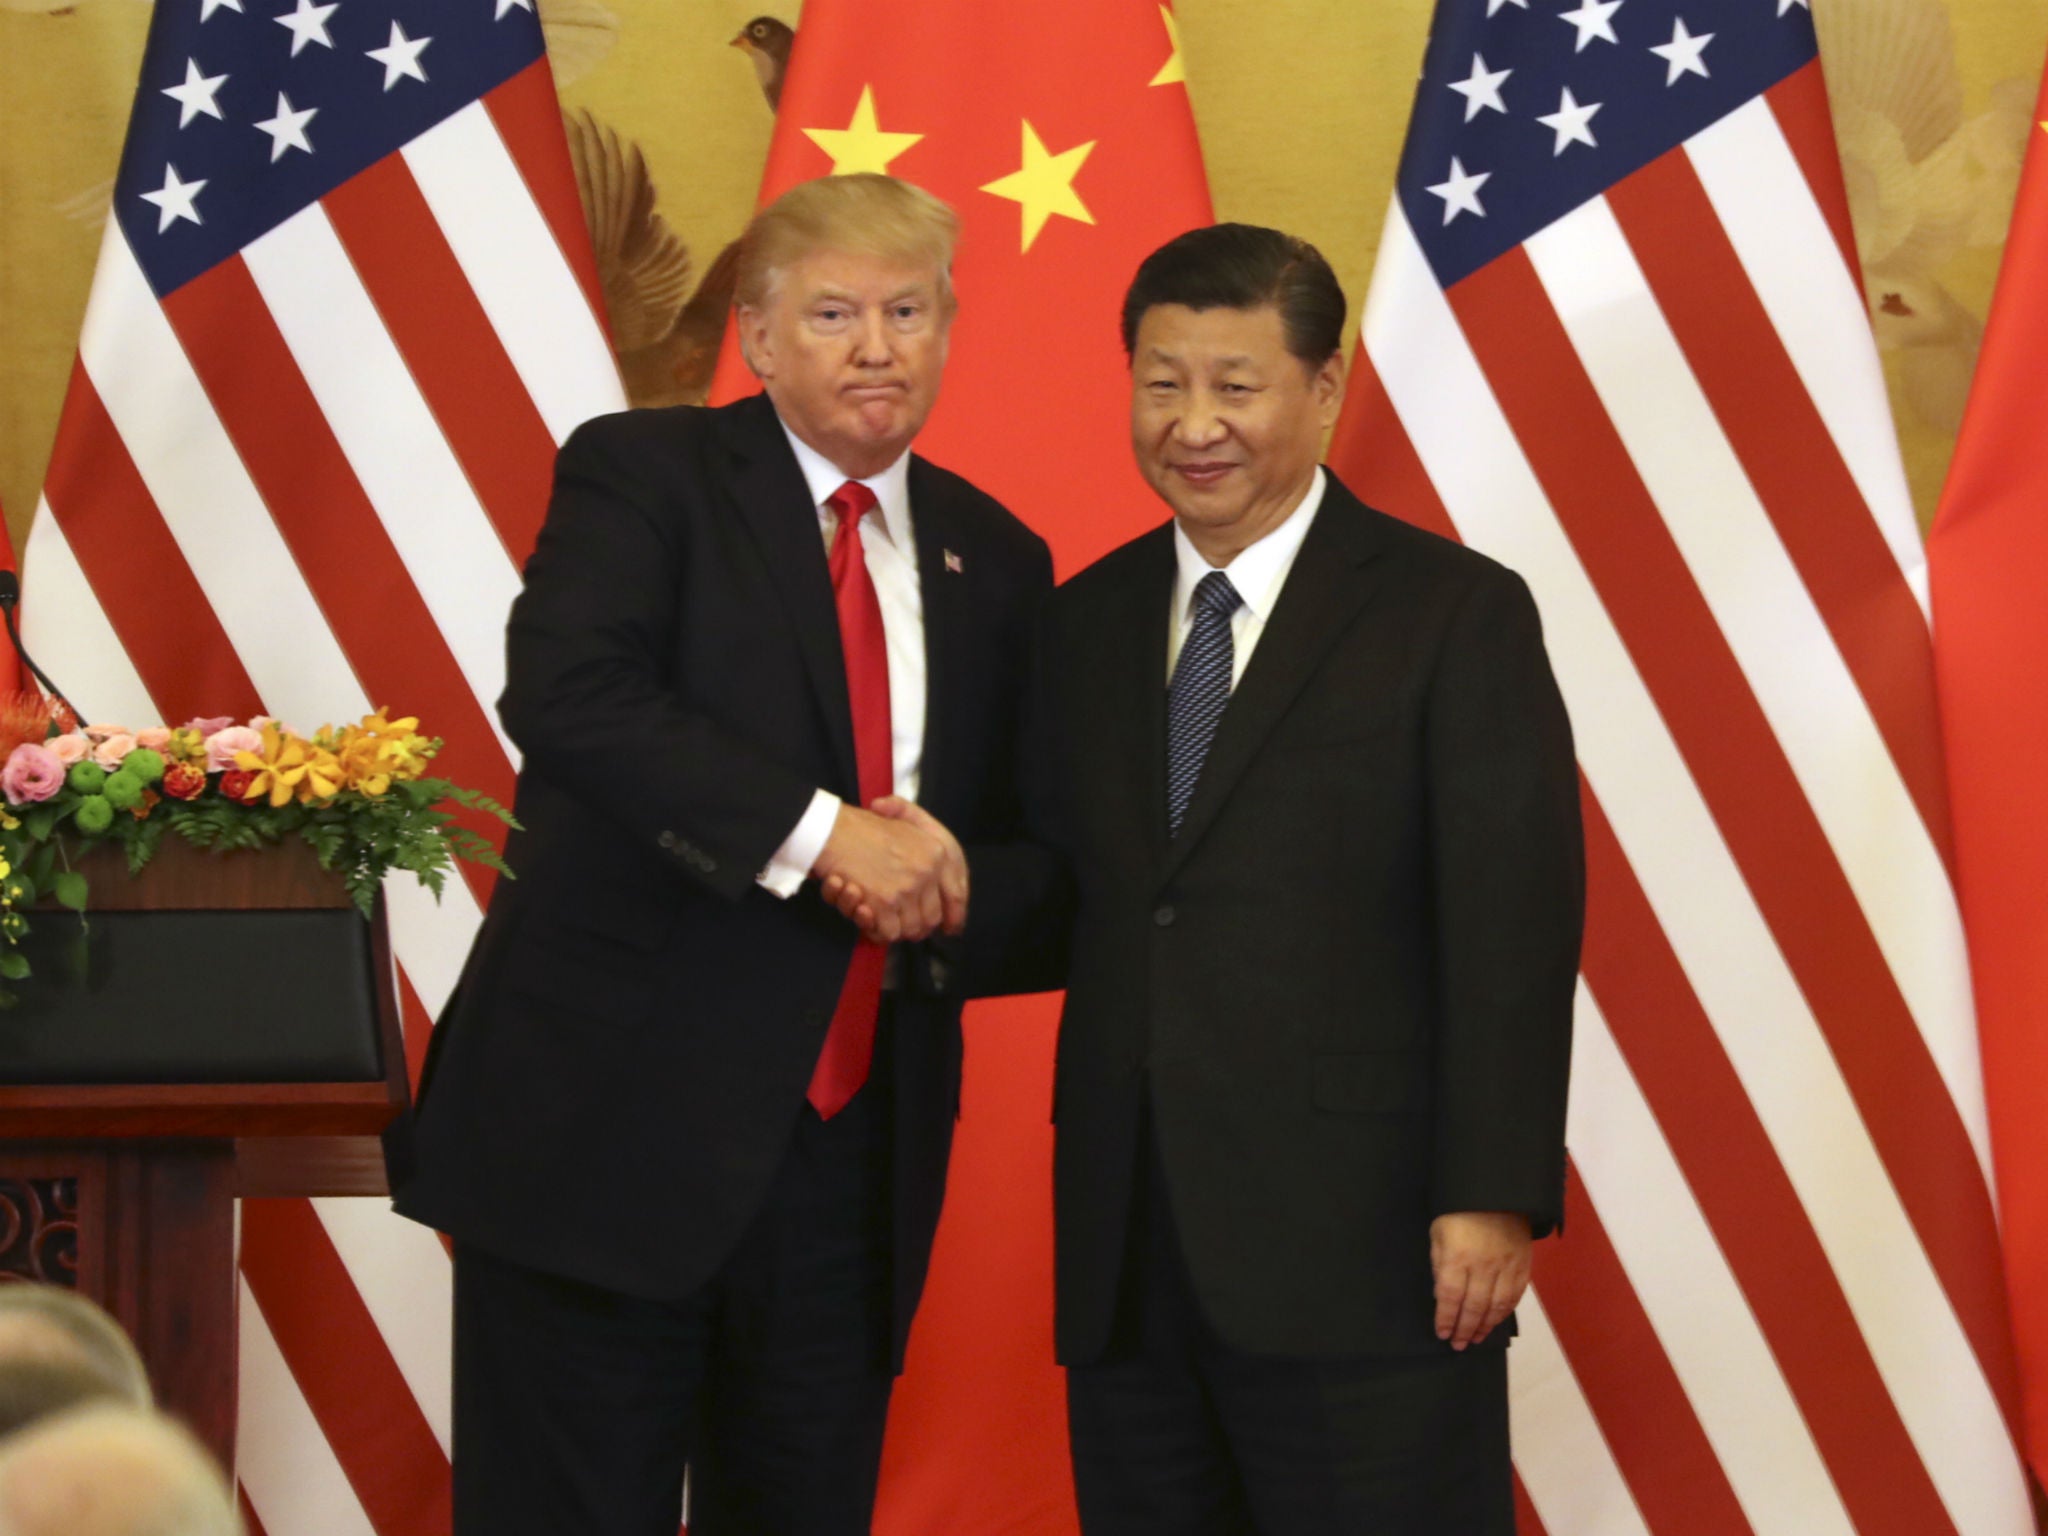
[203,726,263,773]
[2,743,66,805]
[135,727,172,751]
[182,716,235,737]
[82,722,129,745]
[46,733,89,765]
[91,733,138,770]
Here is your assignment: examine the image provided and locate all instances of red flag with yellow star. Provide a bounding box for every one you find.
[713,5,1209,1532]
[1930,70,2048,1487]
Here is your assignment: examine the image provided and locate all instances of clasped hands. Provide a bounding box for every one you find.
[811,796,968,943]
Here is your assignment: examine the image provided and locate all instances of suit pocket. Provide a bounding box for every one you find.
[500,902,676,1025]
[1311,1051,1419,1115]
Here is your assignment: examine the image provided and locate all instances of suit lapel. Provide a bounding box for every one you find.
[908,456,966,811]
[716,395,859,798]
[1109,527,1177,868]
[1159,483,1385,888]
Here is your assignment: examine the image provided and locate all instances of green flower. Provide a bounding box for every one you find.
[101,770,144,811]
[67,761,107,795]
[122,748,165,787]
[73,796,114,834]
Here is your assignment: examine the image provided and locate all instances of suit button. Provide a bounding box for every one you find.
[696,853,718,873]
[1153,904,1176,927]
[657,830,678,850]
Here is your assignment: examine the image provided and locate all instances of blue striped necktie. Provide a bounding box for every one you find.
[1166,570,1243,835]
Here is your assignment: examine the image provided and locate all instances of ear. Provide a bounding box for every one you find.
[1314,348,1347,431]
[735,305,772,381]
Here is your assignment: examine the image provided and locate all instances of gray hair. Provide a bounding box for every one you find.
[0,1406,241,1536]
[0,1285,152,1434]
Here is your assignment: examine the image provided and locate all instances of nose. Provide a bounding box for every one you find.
[852,309,894,364]
[1171,390,1228,447]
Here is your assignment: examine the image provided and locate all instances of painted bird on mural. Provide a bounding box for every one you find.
[731,15,797,111]
[563,16,794,406]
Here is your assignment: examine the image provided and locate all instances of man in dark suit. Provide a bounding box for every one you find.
[385,173,1054,1536]
[1034,224,1582,1533]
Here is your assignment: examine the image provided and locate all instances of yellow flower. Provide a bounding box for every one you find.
[163,728,208,767]
[325,730,385,797]
[0,809,17,830]
[347,709,436,782]
[236,725,315,808]
[295,745,345,803]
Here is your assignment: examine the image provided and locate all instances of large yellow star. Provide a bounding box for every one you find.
[1150,5,1185,87]
[980,122,1096,252]
[803,85,923,176]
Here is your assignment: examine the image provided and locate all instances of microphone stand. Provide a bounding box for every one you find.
[0,571,82,726]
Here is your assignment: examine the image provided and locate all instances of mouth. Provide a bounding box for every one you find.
[1168,461,1237,489]
[843,381,908,401]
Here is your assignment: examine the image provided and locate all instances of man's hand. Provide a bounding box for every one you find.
[1430,1211,1532,1351]
[812,798,968,942]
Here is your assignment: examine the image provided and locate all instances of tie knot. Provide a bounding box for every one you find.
[828,480,879,526]
[1193,570,1242,619]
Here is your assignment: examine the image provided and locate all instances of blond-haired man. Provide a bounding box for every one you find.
[0,1406,240,1536]
[390,174,1056,1535]
[0,1284,152,1440]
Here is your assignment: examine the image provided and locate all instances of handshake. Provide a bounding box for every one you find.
[810,795,969,944]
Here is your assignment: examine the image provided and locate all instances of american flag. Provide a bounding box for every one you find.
[25,0,621,1527]
[1328,3,2034,1533]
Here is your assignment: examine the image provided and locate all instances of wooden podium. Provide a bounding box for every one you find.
[0,840,409,1471]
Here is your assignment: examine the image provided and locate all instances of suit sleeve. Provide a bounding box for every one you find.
[953,575,1077,999]
[498,419,818,903]
[1423,569,1584,1235]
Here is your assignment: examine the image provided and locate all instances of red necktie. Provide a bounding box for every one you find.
[808,481,893,1119]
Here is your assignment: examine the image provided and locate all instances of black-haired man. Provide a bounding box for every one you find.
[1035,223,1584,1533]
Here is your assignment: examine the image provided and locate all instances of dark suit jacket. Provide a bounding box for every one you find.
[1032,472,1583,1366]
[387,392,1053,1367]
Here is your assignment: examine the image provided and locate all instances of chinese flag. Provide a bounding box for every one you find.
[1930,78,2048,1487]
[0,495,21,694]
[712,5,1210,1532]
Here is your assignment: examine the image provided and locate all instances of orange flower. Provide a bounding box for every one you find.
[0,690,57,765]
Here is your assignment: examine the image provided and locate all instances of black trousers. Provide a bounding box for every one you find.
[450,1071,895,1536]
[1067,1135,1514,1536]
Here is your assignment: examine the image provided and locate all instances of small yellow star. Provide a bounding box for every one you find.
[803,85,923,176]
[1150,5,1185,88]
[980,121,1096,252]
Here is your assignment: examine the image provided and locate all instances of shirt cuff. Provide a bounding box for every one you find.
[757,789,842,898]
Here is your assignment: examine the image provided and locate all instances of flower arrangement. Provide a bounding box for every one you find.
[0,691,513,990]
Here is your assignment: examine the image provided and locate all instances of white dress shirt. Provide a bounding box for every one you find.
[1167,466,1327,686]
[757,421,927,896]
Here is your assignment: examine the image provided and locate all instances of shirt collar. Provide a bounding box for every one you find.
[1172,466,1327,627]
[777,415,915,554]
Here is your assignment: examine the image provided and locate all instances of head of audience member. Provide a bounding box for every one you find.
[1120,223,1349,565]
[734,173,960,480]
[0,1405,241,1536]
[0,1284,151,1439]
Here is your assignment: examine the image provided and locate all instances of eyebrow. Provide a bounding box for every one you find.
[808,284,932,306]
[1140,350,1256,368]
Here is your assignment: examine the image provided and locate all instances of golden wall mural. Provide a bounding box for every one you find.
[1,0,2043,550]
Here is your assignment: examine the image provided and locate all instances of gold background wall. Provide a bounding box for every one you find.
[2,0,2044,554]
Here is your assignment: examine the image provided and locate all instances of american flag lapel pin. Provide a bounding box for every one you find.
[943,549,964,574]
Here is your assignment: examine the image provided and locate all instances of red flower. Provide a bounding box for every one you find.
[218,768,261,803]
[161,762,205,801]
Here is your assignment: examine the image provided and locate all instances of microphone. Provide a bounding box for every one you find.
[0,572,82,725]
